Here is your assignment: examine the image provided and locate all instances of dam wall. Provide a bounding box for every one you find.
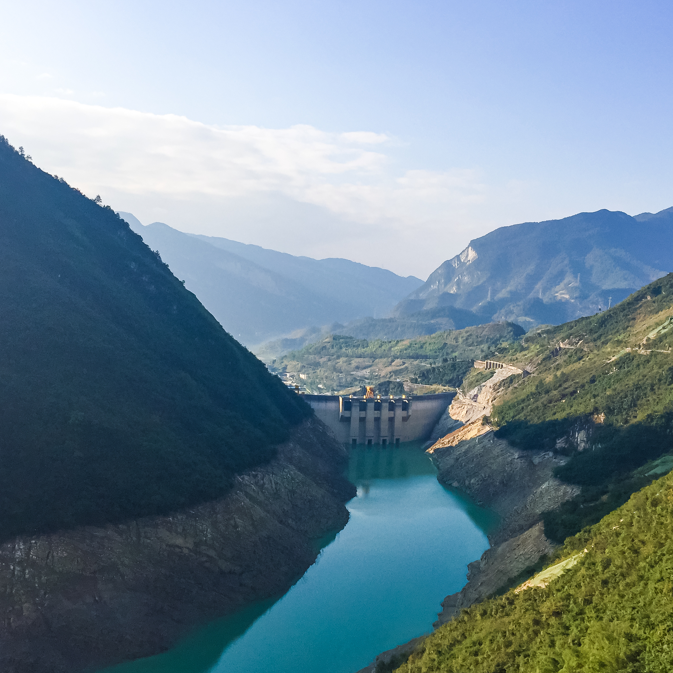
[304,393,454,445]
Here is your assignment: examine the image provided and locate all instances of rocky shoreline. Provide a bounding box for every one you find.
[0,417,355,673]
[357,369,580,671]
[430,423,577,624]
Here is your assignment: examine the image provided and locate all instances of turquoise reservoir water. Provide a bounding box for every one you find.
[103,443,494,673]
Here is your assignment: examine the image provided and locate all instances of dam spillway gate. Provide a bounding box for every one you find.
[303,393,454,445]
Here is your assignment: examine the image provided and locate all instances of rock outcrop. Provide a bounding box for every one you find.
[430,425,578,546]
[355,637,425,673]
[447,366,522,424]
[0,418,355,673]
[435,522,554,625]
[426,397,579,629]
[427,417,491,452]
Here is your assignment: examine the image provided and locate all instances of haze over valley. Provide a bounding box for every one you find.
[120,212,422,346]
[2,3,673,673]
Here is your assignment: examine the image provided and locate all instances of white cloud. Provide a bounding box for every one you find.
[0,94,497,276]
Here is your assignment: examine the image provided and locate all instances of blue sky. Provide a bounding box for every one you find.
[1,0,671,277]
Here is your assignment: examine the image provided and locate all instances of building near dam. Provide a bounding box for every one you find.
[304,393,453,445]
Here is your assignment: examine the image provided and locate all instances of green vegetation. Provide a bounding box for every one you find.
[388,271,673,673]
[275,322,523,394]
[485,275,673,539]
[409,360,472,387]
[397,468,673,673]
[0,136,311,542]
[459,367,497,392]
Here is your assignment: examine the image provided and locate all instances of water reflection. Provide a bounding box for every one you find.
[348,443,429,484]
[101,443,494,673]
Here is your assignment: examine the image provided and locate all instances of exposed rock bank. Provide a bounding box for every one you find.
[355,637,425,673]
[435,522,554,624]
[356,367,579,672]
[429,396,579,624]
[0,418,355,673]
[430,424,579,546]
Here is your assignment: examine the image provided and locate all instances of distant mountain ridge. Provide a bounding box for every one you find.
[255,305,490,361]
[120,213,422,346]
[394,207,673,330]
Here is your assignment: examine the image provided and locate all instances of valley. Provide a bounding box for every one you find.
[1,134,673,673]
[3,2,673,671]
[97,443,494,673]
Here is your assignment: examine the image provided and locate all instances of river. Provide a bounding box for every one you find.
[102,442,495,673]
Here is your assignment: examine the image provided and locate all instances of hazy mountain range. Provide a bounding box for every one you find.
[394,207,673,330]
[122,207,673,357]
[119,213,422,346]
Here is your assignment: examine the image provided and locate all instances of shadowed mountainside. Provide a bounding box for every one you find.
[0,137,317,542]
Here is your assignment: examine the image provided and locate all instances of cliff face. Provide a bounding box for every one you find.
[0,418,355,673]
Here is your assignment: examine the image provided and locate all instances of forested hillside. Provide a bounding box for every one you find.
[397,468,673,673]
[0,136,311,542]
[275,322,523,394]
[485,274,673,539]
[385,279,673,672]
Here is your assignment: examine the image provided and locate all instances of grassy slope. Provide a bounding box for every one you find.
[275,322,524,394]
[398,469,673,673]
[483,275,673,539]
[0,137,311,541]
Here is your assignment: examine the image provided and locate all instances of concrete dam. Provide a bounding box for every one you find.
[304,393,454,445]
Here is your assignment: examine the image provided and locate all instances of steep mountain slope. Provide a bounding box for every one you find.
[120,214,422,345]
[0,136,320,540]
[0,136,355,671]
[395,208,673,330]
[490,273,673,539]
[365,276,673,673]
[397,468,673,673]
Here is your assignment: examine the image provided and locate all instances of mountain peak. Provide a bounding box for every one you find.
[393,208,673,330]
